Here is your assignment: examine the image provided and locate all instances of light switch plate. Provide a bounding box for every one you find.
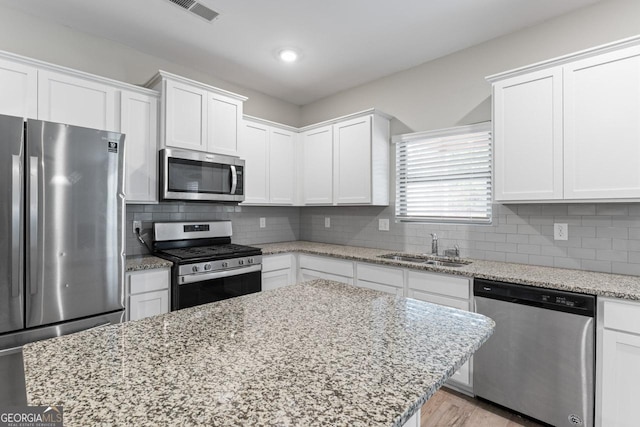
[325,217,331,228]
[379,218,389,231]
[259,217,266,228]
[554,223,568,240]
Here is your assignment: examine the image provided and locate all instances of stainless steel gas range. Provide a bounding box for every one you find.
[152,221,262,310]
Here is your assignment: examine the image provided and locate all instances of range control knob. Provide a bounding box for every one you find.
[247,258,254,264]
[239,259,245,265]
[192,265,199,273]
[222,262,229,268]
[204,263,212,271]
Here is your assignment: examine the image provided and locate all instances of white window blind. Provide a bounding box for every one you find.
[395,122,492,224]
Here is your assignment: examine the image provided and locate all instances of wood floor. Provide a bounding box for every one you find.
[421,388,545,427]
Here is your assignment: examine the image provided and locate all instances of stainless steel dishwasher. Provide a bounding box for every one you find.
[473,279,595,427]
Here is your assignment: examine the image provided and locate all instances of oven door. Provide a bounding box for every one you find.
[160,148,244,202]
[175,264,261,310]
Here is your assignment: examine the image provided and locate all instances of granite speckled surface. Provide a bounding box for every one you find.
[23,280,494,427]
[257,241,640,300]
[126,255,173,272]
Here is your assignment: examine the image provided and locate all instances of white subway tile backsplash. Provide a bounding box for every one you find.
[596,227,629,239]
[581,238,612,250]
[568,204,596,216]
[581,260,612,273]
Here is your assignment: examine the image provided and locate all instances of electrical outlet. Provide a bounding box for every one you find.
[379,218,389,231]
[132,220,142,234]
[259,217,266,228]
[324,217,331,228]
[554,223,568,241]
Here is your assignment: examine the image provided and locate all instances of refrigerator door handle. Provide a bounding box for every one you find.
[29,156,39,296]
[11,155,22,298]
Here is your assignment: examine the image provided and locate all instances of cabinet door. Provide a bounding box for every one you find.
[269,128,296,204]
[334,115,372,204]
[564,45,640,199]
[128,290,169,321]
[0,58,37,119]
[302,125,333,204]
[121,91,158,203]
[240,121,270,204]
[493,68,563,201]
[600,330,640,427]
[38,70,117,131]
[262,269,292,291]
[164,79,207,151]
[208,93,241,156]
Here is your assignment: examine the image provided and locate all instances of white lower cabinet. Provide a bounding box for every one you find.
[597,298,640,427]
[125,268,170,321]
[356,262,404,296]
[407,270,473,390]
[298,254,354,285]
[262,254,296,291]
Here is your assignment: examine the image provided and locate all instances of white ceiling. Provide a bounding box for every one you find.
[1,0,602,105]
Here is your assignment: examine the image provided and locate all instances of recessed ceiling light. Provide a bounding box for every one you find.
[279,49,299,63]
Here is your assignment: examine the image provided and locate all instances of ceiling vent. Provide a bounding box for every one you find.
[167,0,219,22]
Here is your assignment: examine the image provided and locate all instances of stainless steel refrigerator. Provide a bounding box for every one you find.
[0,114,126,404]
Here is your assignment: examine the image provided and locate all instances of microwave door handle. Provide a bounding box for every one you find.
[11,155,22,298]
[230,165,237,195]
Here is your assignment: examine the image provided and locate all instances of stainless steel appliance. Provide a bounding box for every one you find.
[152,221,261,310]
[160,148,245,202]
[0,114,126,405]
[474,279,595,427]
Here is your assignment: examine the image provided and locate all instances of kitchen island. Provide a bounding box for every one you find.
[23,280,494,427]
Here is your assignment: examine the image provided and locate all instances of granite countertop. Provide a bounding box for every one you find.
[126,255,173,271]
[23,280,494,427]
[256,241,640,300]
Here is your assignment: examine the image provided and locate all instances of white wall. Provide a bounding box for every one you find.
[300,0,640,134]
[0,5,302,127]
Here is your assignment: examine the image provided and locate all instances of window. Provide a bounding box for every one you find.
[394,122,492,224]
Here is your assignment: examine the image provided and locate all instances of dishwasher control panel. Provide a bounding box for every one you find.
[474,279,595,317]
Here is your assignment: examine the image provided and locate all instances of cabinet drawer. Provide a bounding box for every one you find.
[407,270,470,300]
[263,254,293,272]
[357,263,403,287]
[407,289,470,311]
[603,299,640,335]
[128,268,170,295]
[300,268,353,285]
[299,255,353,277]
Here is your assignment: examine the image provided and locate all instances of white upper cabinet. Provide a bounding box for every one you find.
[147,71,246,156]
[301,110,390,206]
[489,36,640,202]
[0,58,37,119]
[269,127,296,204]
[38,69,118,131]
[121,90,159,203]
[493,68,563,201]
[333,115,372,204]
[239,117,297,205]
[208,93,242,156]
[164,79,207,151]
[564,45,640,199]
[241,121,270,204]
[302,125,334,205]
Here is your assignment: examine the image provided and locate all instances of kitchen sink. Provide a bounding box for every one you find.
[378,253,471,267]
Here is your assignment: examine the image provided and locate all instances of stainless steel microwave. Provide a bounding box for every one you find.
[160,148,245,202]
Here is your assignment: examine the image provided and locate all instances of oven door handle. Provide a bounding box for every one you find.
[179,264,262,285]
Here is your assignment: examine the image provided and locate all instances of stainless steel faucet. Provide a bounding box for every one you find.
[430,233,438,255]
